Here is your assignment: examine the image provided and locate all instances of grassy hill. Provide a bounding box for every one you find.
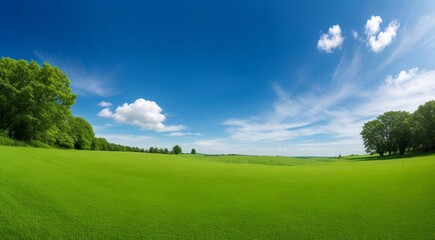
[0,146,434,239]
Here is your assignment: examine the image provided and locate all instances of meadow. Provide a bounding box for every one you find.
[0,146,434,239]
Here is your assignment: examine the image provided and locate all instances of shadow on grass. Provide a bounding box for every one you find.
[349,151,435,161]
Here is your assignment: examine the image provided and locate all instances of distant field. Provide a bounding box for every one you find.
[0,147,434,239]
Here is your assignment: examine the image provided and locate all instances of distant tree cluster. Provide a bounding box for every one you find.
[146,145,184,154]
[361,100,435,156]
[147,147,169,154]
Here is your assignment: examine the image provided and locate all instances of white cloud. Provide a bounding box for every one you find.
[98,98,185,132]
[98,108,113,118]
[360,68,435,116]
[364,16,399,52]
[169,132,201,137]
[365,15,382,36]
[98,101,113,107]
[34,51,118,97]
[169,132,185,137]
[317,25,344,53]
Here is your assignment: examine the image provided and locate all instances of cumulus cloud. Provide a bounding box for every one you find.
[365,15,399,52]
[98,98,185,132]
[360,68,435,115]
[317,25,344,53]
[98,108,113,118]
[365,16,382,36]
[98,101,113,107]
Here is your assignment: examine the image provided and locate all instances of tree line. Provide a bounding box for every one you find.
[361,100,435,156]
[146,145,191,155]
[0,57,192,154]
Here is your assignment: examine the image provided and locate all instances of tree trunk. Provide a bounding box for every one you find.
[399,148,405,155]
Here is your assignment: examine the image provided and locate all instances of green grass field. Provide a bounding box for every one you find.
[1,146,434,239]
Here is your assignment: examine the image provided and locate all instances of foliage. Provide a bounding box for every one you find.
[71,117,95,150]
[0,131,27,147]
[361,119,387,157]
[361,101,433,156]
[191,148,196,154]
[412,100,435,151]
[172,145,182,155]
[377,111,412,155]
[28,140,53,148]
[0,58,76,141]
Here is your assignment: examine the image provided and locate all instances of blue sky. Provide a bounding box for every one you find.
[1,0,435,156]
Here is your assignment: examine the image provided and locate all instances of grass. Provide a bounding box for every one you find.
[0,146,434,239]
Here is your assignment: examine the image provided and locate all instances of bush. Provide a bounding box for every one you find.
[28,140,52,148]
[0,134,28,147]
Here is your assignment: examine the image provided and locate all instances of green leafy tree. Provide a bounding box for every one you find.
[376,112,396,155]
[412,100,435,151]
[362,111,413,156]
[191,148,196,154]
[390,111,412,155]
[377,111,412,155]
[71,117,95,150]
[0,58,76,142]
[172,145,182,155]
[361,119,386,157]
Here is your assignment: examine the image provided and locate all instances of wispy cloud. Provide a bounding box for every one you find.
[34,51,119,97]
[169,132,201,137]
[385,15,435,65]
[222,66,435,155]
[98,101,113,107]
[352,30,359,39]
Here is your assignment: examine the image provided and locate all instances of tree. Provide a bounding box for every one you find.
[0,58,76,142]
[412,100,435,151]
[172,145,182,155]
[92,137,110,151]
[389,111,412,155]
[361,119,386,157]
[361,111,413,156]
[191,148,196,154]
[71,117,95,150]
